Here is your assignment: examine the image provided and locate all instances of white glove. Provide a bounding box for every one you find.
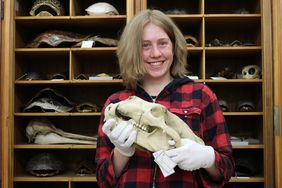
[102,118,137,157]
[165,139,215,171]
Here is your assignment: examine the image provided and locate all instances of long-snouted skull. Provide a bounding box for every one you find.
[104,96,204,152]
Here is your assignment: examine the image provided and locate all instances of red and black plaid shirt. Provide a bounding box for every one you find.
[95,77,234,188]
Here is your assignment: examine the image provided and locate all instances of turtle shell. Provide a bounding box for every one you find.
[85,2,119,16]
[29,0,65,16]
[26,30,90,48]
[26,152,64,177]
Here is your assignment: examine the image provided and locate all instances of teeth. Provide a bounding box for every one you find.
[133,123,149,133]
[150,61,162,66]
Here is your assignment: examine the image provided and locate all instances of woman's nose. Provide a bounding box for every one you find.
[150,45,162,57]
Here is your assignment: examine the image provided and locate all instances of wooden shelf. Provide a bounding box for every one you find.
[14,172,97,182]
[14,144,96,149]
[14,112,102,116]
[230,176,264,183]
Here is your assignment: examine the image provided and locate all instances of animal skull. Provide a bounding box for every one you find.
[104,96,204,152]
[242,65,261,79]
[26,118,97,145]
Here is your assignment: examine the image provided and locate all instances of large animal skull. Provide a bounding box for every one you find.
[104,96,204,152]
[242,65,261,79]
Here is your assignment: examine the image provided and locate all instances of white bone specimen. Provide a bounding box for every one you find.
[34,133,96,145]
[26,118,96,144]
[104,96,204,152]
[242,65,261,79]
[85,2,119,16]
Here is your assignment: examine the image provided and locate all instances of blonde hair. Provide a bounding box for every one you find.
[117,9,188,89]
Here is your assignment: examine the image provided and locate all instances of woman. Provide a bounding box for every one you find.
[95,9,234,188]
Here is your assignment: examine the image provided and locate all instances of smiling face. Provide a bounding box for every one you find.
[142,23,174,82]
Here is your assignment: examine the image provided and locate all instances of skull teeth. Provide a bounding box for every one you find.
[133,123,150,133]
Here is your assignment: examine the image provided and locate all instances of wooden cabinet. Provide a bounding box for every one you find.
[140,0,273,187]
[3,0,133,188]
[1,0,274,187]
[0,5,3,186]
[272,0,282,187]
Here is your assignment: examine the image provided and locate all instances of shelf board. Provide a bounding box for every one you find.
[14,144,96,149]
[14,175,264,183]
[17,79,262,85]
[14,112,102,116]
[204,46,262,52]
[204,79,262,84]
[229,176,264,183]
[14,111,261,117]
[15,80,71,85]
[15,48,70,53]
[205,14,261,17]
[70,80,123,85]
[232,144,264,149]
[15,47,117,52]
[186,47,203,53]
[223,112,263,116]
[71,47,117,52]
[204,14,261,25]
[16,15,127,25]
[15,16,71,21]
[14,172,97,182]
[14,80,123,85]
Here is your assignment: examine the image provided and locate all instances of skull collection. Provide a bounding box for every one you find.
[104,96,204,152]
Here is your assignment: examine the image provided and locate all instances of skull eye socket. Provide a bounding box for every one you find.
[238,104,255,112]
[248,68,256,75]
[115,108,131,121]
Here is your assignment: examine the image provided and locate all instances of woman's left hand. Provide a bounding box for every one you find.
[165,139,215,171]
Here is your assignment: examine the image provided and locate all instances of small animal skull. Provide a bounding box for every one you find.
[104,96,204,152]
[242,65,261,79]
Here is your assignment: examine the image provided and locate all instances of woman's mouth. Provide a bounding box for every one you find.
[148,61,164,67]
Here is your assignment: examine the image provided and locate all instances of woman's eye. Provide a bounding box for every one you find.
[142,43,151,49]
[159,41,168,47]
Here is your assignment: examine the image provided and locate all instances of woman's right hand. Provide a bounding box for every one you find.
[102,119,137,157]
